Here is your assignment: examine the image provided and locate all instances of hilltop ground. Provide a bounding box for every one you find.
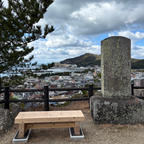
[1,101,144,144]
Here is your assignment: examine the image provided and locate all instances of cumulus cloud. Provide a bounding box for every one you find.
[108,31,144,43]
[3,0,144,62]
[118,31,144,41]
[28,29,100,63]
[108,30,144,59]
[43,0,144,36]
[70,1,125,35]
[132,45,144,59]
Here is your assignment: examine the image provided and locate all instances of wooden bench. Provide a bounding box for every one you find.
[15,110,85,138]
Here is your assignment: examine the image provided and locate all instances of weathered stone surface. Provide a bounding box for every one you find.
[0,109,12,134]
[0,104,21,134]
[90,95,144,124]
[101,36,131,98]
[90,36,144,124]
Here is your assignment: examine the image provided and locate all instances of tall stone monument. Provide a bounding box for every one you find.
[90,36,144,124]
[101,36,131,98]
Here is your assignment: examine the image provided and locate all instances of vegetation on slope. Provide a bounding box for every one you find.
[61,53,144,69]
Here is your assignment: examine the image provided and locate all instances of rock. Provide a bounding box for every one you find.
[90,95,144,124]
[0,103,21,134]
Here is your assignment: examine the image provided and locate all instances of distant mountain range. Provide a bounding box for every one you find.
[61,53,144,69]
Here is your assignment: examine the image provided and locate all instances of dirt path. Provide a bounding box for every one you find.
[1,101,144,144]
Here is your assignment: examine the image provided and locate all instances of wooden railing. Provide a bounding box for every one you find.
[0,84,144,110]
[0,85,100,110]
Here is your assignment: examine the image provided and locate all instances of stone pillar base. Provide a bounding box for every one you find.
[90,95,144,124]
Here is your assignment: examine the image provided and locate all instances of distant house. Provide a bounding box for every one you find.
[134,78,144,87]
[140,79,144,87]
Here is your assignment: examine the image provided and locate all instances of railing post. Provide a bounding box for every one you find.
[88,84,93,98]
[44,86,49,111]
[131,83,134,95]
[0,77,2,93]
[4,87,10,109]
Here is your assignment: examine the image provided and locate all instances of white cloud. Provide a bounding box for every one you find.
[29,0,144,62]
[2,0,144,64]
[118,31,144,41]
[45,33,90,48]
[70,1,144,35]
[43,0,144,36]
[108,30,144,41]
[108,30,144,59]
[28,29,100,63]
[132,46,144,59]
[71,2,124,24]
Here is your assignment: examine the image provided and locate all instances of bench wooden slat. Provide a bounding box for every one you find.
[15,110,85,124]
[15,110,85,138]
[26,122,76,129]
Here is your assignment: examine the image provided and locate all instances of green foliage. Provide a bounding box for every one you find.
[3,75,25,86]
[61,53,101,67]
[94,78,100,83]
[61,53,144,69]
[10,97,18,101]
[40,63,55,70]
[0,104,3,108]
[0,0,54,85]
[97,72,101,78]
[131,59,144,69]
[20,103,25,109]
[82,90,88,96]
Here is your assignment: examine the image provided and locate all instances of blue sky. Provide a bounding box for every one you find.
[4,0,144,64]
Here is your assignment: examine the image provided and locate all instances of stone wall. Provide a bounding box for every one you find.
[0,104,21,134]
[90,94,144,124]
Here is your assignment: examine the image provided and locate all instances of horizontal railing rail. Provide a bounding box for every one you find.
[0,84,144,110]
[133,86,144,89]
[7,87,100,93]
[9,89,44,93]
[0,85,98,110]
[5,97,89,103]
[0,100,5,104]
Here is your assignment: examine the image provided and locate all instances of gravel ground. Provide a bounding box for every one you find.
[1,101,144,144]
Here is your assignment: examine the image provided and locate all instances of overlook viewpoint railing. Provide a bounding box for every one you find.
[0,85,99,110]
[0,84,144,111]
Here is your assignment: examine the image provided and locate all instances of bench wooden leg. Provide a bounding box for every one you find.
[18,123,25,138]
[74,123,80,135]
